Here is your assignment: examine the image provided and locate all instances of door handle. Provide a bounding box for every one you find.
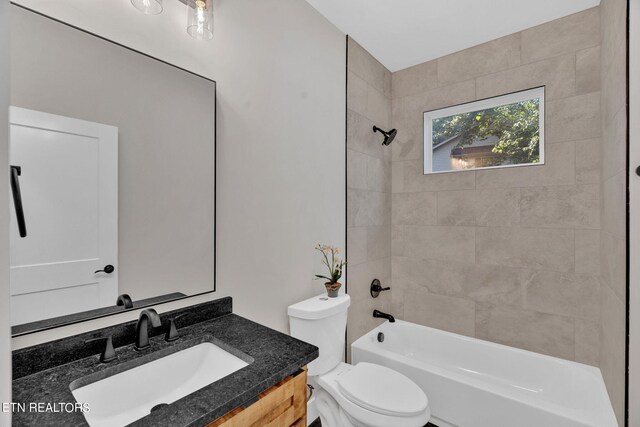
[95,265,115,274]
[10,165,26,238]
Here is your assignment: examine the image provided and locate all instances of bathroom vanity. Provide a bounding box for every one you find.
[207,370,307,427]
[12,298,317,426]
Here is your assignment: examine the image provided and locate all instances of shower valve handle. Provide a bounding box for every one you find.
[370,279,390,298]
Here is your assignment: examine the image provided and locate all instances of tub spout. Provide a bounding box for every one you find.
[373,309,395,323]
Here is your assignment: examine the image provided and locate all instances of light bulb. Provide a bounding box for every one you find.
[197,1,206,22]
[187,0,213,40]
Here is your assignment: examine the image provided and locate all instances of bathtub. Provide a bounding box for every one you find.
[351,320,617,427]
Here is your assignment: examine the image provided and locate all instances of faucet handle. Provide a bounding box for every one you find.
[164,313,187,342]
[85,336,117,363]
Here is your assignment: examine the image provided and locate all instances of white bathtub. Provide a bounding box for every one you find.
[351,320,617,427]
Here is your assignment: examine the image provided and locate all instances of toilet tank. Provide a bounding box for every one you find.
[288,293,350,377]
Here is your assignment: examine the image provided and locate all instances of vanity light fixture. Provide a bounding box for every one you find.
[130,0,163,15]
[130,0,214,40]
[187,0,214,40]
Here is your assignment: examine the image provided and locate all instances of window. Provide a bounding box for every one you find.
[423,87,545,174]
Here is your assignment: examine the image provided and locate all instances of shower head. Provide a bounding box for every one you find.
[373,126,397,146]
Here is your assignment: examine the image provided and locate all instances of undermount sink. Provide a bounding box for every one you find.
[71,341,250,427]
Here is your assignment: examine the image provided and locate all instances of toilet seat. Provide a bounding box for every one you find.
[317,362,431,427]
[337,362,428,417]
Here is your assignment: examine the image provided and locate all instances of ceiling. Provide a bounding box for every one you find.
[304,0,600,72]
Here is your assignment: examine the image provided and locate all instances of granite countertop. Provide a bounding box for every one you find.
[12,312,318,427]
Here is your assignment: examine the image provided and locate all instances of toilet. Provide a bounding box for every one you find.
[288,293,430,427]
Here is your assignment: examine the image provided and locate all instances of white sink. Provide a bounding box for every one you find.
[71,342,250,427]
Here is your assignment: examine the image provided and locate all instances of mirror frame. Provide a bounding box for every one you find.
[10,3,217,337]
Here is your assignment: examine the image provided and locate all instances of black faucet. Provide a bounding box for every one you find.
[135,308,162,351]
[373,309,395,323]
[116,294,133,309]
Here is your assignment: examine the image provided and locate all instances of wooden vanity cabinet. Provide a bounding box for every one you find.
[207,368,307,427]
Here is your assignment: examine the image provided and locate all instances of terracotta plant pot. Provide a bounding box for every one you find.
[325,282,342,298]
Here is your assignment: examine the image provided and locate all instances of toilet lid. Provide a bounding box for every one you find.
[336,363,428,417]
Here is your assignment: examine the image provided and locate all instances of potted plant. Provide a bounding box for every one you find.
[314,244,347,297]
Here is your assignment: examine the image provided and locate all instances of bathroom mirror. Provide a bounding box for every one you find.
[9,5,216,335]
[423,87,545,174]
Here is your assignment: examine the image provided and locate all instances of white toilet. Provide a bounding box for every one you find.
[288,293,431,427]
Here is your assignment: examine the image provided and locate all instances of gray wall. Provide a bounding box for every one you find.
[346,38,393,355]
[599,0,628,423]
[12,0,345,348]
[10,6,215,300]
[0,0,12,424]
[212,0,345,333]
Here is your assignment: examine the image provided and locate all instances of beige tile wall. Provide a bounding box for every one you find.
[346,5,627,425]
[346,38,393,354]
[599,0,628,424]
[388,7,603,367]
[347,8,604,362]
